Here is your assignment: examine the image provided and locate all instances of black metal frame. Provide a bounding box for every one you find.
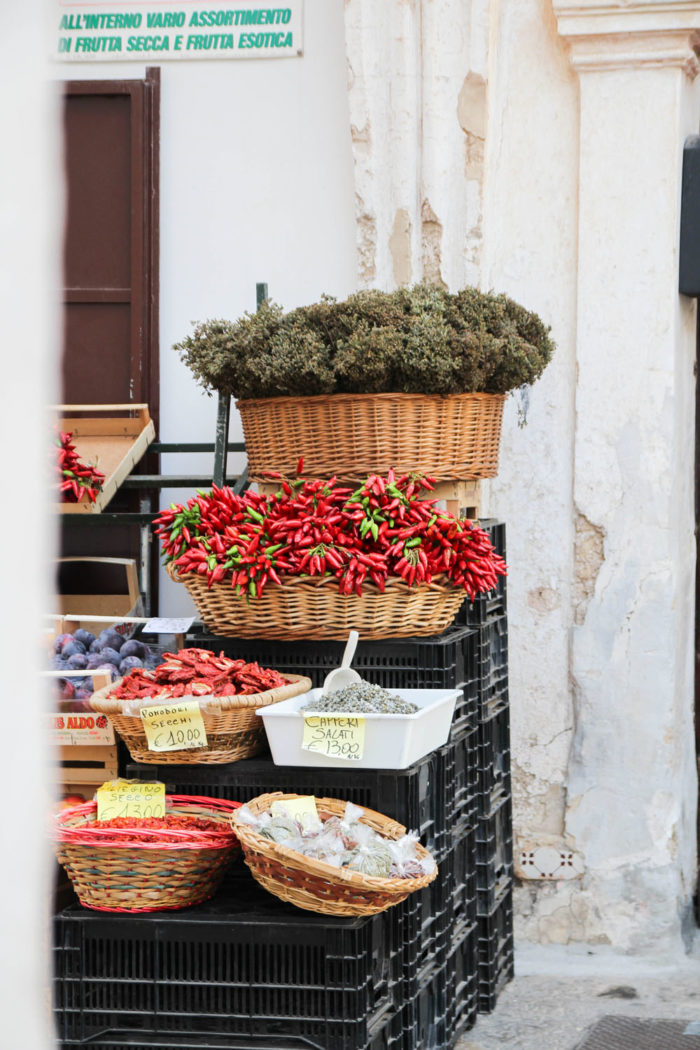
[60,283,270,614]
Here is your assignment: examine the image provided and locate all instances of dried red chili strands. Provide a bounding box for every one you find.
[89,815,223,835]
[56,429,105,503]
[110,647,287,701]
[154,469,507,602]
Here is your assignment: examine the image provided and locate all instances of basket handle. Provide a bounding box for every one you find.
[166,562,184,584]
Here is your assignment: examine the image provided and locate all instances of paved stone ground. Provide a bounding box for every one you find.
[457,941,700,1050]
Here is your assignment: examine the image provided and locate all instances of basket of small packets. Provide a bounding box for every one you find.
[230,792,437,917]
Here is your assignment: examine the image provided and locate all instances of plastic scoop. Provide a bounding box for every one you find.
[321,630,361,695]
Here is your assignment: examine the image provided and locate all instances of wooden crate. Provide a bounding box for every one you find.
[57,745,119,787]
[54,556,141,636]
[55,403,155,514]
[256,479,482,520]
[431,480,481,521]
[48,670,117,793]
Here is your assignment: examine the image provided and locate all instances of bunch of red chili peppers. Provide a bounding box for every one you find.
[154,466,507,601]
[56,430,105,503]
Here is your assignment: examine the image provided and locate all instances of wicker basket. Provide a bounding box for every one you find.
[232,793,437,916]
[55,795,241,912]
[167,564,466,641]
[90,673,312,764]
[236,391,506,483]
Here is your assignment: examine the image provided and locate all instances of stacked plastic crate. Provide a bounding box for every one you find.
[465,523,515,1014]
[52,522,512,1050]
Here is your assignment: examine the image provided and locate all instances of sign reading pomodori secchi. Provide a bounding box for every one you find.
[55,1,303,61]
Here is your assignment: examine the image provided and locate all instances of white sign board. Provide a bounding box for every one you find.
[55,1,303,61]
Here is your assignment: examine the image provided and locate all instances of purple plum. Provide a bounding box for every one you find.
[96,663,120,682]
[96,629,125,652]
[61,639,86,658]
[119,656,143,674]
[53,633,72,654]
[73,629,95,649]
[60,679,76,700]
[98,647,122,667]
[65,653,88,670]
[119,639,149,660]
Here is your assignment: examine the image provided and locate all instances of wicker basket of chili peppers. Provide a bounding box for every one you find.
[155,468,507,640]
[54,794,241,912]
[90,648,312,764]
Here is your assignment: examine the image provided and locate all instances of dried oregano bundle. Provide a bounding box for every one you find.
[174,284,555,399]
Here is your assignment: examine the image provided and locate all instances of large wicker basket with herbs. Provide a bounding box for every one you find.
[174,284,554,482]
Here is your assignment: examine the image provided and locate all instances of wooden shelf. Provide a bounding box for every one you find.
[55,403,155,514]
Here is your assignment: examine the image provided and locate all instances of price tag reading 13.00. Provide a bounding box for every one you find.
[141,699,208,753]
[96,779,166,821]
[301,716,365,761]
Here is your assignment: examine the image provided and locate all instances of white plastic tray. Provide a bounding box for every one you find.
[257,687,460,769]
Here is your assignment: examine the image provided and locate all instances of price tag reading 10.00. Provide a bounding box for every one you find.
[96,780,166,821]
[141,700,208,753]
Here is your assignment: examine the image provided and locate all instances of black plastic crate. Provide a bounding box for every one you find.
[442,825,477,938]
[397,870,450,985]
[188,625,479,699]
[476,791,513,916]
[473,613,508,722]
[476,700,511,816]
[441,729,479,833]
[452,521,506,628]
[56,1029,405,1050]
[399,964,448,1050]
[54,880,405,1050]
[477,884,514,1014]
[125,751,452,865]
[445,920,478,1045]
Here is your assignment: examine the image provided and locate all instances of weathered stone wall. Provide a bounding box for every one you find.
[344,0,700,950]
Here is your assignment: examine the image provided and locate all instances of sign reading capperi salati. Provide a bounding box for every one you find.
[55,1,303,61]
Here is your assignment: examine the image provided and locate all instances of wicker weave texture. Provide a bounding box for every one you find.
[55,796,240,912]
[236,391,505,482]
[232,793,438,917]
[90,674,311,765]
[169,566,466,641]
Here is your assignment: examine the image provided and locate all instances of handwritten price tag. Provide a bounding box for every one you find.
[271,795,320,826]
[301,716,365,762]
[96,779,166,821]
[141,699,208,753]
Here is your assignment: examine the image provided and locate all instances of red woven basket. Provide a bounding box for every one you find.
[54,794,241,913]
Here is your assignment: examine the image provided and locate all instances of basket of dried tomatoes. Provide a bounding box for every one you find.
[90,647,311,765]
[54,795,241,912]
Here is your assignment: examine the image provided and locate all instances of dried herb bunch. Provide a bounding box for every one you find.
[174,284,555,399]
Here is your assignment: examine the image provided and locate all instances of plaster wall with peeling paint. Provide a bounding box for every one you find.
[482,2,700,949]
[342,0,700,950]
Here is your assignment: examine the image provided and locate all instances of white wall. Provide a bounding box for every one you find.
[59,0,357,616]
[1,1,60,1045]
